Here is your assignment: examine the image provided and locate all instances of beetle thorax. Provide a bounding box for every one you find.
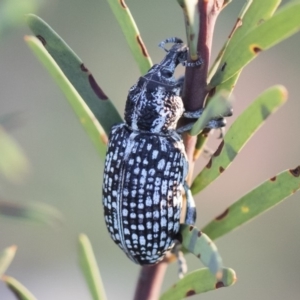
[124,43,188,134]
[125,80,184,133]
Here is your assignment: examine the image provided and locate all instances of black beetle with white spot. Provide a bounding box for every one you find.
[102,37,230,267]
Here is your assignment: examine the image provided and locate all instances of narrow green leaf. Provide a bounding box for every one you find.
[0,126,29,183]
[191,85,287,195]
[203,166,300,240]
[179,225,223,278]
[223,0,280,56]
[0,246,17,277]
[212,72,240,97]
[26,14,122,136]
[194,131,209,160]
[190,91,232,136]
[160,267,236,300]
[210,1,300,88]
[221,0,233,9]
[208,0,253,80]
[3,276,37,300]
[0,200,63,227]
[78,234,107,300]
[106,0,152,74]
[209,0,281,93]
[0,0,43,39]
[24,35,107,159]
[177,0,199,60]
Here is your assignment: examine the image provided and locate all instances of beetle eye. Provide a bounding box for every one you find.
[161,69,173,78]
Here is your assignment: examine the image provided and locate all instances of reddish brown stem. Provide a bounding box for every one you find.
[133,262,168,300]
[133,1,226,299]
[183,0,225,163]
[183,0,225,112]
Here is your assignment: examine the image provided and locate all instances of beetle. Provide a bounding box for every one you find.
[102,37,228,271]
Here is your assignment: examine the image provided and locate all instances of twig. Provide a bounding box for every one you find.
[133,261,168,300]
[183,0,226,171]
[183,0,227,111]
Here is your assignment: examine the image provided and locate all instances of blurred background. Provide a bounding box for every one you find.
[0,0,300,299]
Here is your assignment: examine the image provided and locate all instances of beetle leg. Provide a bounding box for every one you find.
[158,37,184,52]
[183,109,204,119]
[177,106,232,134]
[178,224,223,279]
[183,106,233,119]
[176,118,227,134]
[181,58,203,67]
[172,242,187,278]
[183,181,196,225]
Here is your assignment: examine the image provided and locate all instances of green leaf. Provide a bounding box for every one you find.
[106,0,152,74]
[190,90,232,136]
[160,267,236,300]
[222,0,280,57]
[208,0,253,80]
[221,0,233,9]
[2,276,37,300]
[209,0,281,93]
[179,225,223,278]
[26,14,122,136]
[212,73,240,97]
[0,200,63,227]
[78,234,107,300]
[0,0,43,39]
[210,1,300,88]
[191,85,287,195]
[202,166,300,240]
[193,132,209,160]
[0,126,29,183]
[0,246,17,277]
[177,0,198,60]
[24,35,107,160]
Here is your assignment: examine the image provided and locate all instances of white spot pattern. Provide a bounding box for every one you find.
[102,39,192,265]
[103,124,186,265]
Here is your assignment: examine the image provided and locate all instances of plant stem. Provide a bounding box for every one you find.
[183,0,226,112]
[133,262,168,300]
[133,1,226,299]
[183,0,226,167]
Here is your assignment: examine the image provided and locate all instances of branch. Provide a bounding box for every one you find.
[183,0,227,112]
[133,261,168,300]
[183,0,227,167]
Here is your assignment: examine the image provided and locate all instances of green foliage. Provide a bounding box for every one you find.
[190,90,232,136]
[78,234,107,300]
[160,267,236,300]
[106,0,152,74]
[210,1,300,88]
[0,247,37,300]
[2,276,37,300]
[24,35,107,159]
[0,200,63,226]
[208,0,281,93]
[0,126,29,183]
[179,225,223,277]
[26,14,122,137]
[0,0,43,40]
[0,246,17,277]
[191,85,287,195]
[202,166,300,240]
[0,117,62,226]
[177,0,199,60]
